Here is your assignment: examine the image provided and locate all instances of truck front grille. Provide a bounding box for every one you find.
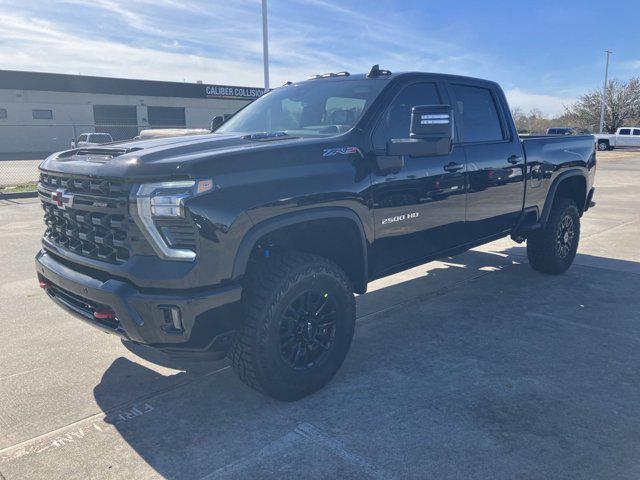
[39,173,147,264]
[40,173,127,198]
[42,203,130,263]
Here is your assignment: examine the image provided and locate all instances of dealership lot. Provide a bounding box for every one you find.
[1,150,639,479]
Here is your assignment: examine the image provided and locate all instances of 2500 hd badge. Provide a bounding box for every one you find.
[381,212,420,225]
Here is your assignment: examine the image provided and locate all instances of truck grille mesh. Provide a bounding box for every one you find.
[40,173,127,198]
[43,203,130,263]
[39,173,137,264]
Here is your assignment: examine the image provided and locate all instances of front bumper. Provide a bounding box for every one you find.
[35,250,242,358]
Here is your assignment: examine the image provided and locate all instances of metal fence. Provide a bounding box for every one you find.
[0,123,209,191]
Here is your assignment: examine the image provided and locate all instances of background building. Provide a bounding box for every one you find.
[0,70,264,156]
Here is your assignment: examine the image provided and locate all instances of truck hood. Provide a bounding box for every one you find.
[39,132,312,180]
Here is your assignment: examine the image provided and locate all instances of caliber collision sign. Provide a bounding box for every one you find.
[205,85,265,100]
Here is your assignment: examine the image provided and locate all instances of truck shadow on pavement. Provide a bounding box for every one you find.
[92,248,640,480]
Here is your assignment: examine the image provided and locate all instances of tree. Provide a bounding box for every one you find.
[511,108,554,134]
[564,77,640,133]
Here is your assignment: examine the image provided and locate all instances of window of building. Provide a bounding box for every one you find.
[32,109,53,120]
[372,82,442,150]
[451,84,504,143]
[93,105,138,141]
[147,106,186,127]
[0,108,6,119]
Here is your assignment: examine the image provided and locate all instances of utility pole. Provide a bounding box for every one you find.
[261,0,270,90]
[599,50,612,134]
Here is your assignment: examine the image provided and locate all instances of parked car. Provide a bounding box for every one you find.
[37,66,596,401]
[594,127,640,151]
[546,127,576,136]
[71,132,113,148]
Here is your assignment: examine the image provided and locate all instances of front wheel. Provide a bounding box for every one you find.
[597,141,610,151]
[526,198,580,274]
[229,252,355,401]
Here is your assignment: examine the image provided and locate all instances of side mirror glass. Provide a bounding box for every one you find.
[210,115,225,131]
[387,104,454,157]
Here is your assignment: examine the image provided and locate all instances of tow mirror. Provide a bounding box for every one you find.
[387,104,454,157]
[210,115,225,131]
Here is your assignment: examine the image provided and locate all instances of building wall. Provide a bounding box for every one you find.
[0,89,252,155]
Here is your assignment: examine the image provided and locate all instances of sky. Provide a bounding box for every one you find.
[0,0,639,117]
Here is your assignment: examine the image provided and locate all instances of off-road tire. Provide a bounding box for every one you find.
[229,252,355,401]
[527,197,580,274]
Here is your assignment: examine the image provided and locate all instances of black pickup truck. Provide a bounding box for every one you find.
[36,66,596,400]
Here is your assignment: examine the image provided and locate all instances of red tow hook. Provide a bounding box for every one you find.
[39,280,52,289]
[94,308,116,320]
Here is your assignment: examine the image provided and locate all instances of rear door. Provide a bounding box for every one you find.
[369,79,467,275]
[617,128,633,147]
[447,81,525,240]
[633,129,640,146]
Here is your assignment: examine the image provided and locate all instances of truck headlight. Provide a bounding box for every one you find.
[132,179,213,261]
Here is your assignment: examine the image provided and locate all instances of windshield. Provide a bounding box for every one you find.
[216,80,387,138]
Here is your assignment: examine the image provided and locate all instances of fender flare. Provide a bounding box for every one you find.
[539,169,588,227]
[231,207,369,291]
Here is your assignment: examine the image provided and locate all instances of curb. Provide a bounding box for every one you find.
[0,191,38,200]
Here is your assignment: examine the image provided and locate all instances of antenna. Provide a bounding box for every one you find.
[367,64,392,78]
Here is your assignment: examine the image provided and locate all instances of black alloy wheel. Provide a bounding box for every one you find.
[279,290,338,371]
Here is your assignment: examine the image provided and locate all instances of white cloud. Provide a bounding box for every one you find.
[505,88,576,117]
[0,0,496,88]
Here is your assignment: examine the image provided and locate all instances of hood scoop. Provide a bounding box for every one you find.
[57,147,143,163]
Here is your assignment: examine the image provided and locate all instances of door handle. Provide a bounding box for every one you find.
[507,155,522,165]
[444,162,463,172]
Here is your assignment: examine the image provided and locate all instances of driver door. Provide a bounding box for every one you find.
[369,80,467,276]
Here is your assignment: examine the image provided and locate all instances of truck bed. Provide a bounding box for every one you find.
[520,134,596,214]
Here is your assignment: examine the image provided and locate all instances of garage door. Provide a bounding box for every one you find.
[148,106,186,127]
[93,105,138,141]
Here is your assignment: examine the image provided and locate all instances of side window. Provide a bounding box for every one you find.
[633,129,640,136]
[0,108,6,119]
[373,82,441,150]
[78,134,88,142]
[451,84,504,143]
[619,128,631,135]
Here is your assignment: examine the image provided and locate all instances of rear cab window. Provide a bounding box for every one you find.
[450,83,506,143]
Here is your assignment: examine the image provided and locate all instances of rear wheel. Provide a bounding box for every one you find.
[597,140,610,151]
[527,197,580,274]
[229,252,355,401]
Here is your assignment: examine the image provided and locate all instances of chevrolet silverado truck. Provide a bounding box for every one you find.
[36,66,596,401]
[594,127,640,151]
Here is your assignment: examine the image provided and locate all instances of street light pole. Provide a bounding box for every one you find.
[599,50,612,134]
[261,0,270,90]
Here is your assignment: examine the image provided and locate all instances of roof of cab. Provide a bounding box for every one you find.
[293,70,500,89]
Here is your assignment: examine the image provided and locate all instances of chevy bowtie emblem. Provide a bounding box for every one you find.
[51,188,74,210]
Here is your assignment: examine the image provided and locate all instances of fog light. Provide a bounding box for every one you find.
[160,305,184,334]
